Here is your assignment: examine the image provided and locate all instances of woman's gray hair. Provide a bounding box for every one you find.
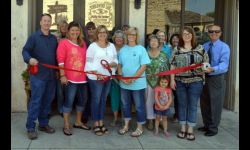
[112,30,127,44]
[148,34,160,48]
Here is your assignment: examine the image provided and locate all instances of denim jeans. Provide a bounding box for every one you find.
[26,75,56,131]
[63,82,88,113]
[82,82,91,121]
[154,108,171,116]
[120,88,146,124]
[176,80,203,127]
[56,79,64,113]
[88,79,111,121]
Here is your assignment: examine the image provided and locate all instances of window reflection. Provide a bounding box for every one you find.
[43,0,73,30]
[85,0,115,30]
[146,0,215,45]
[185,0,215,44]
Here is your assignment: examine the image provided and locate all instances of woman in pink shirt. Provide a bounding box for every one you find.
[57,21,90,136]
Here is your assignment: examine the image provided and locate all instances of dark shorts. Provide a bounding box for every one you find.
[154,108,171,116]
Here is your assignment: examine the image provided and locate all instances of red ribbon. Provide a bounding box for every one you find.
[32,60,203,80]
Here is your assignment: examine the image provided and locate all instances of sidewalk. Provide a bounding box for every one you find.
[11,109,239,150]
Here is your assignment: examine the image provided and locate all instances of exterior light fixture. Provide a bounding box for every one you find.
[134,0,141,9]
[17,0,23,6]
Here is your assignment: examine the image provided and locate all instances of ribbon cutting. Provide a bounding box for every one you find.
[29,60,204,80]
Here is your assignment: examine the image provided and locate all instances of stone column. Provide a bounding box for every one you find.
[128,0,146,45]
[11,0,30,112]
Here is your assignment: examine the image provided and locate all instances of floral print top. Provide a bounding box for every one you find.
[146,51,170,88]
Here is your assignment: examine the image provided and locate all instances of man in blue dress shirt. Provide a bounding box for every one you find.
[198,25,230,136]
[22,13,58,140]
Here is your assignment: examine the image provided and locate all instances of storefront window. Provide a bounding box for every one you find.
[146,0,215,44]
[85,0,115,30]
[43,0,74,30]
[185,0,215,44]
[146,0,181,45]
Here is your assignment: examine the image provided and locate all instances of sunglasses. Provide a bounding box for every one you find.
[87,28,96,30]
[208,30,221,34]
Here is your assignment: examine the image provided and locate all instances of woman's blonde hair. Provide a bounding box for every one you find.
[126,27,140,45]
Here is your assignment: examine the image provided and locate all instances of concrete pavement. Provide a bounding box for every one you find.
[11,109,239,150]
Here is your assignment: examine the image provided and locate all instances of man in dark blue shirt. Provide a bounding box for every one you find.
[199,25,230,136]
[22,13,58,140]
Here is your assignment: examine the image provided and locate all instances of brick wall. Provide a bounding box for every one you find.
[146,0,181,34]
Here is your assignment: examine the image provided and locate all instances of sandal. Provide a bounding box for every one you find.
[177,131,186,139]
[153,130,159,136]
[93,126,103,136]
[186,132,195,141]
[164,131,171,138]
[73,123,91,130]
[100,125,108,134]
[131,128,143,137]
[118,127,129,135]
[63,127,72,136]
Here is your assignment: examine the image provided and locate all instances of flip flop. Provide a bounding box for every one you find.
[73,124,91,130]
[186,132,195,141]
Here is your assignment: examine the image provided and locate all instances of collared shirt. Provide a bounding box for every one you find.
[22,29,58,80]
[161,43,172,60]
[203,39,230,75]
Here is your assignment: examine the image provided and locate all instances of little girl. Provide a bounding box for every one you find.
[154,76,173,137]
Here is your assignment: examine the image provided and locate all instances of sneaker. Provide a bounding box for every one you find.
[38,125,55,134]
[27,130,38,140]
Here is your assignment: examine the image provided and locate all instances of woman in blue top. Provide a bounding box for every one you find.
[117,27,150,137]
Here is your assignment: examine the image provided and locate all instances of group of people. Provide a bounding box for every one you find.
[22,13,230,141]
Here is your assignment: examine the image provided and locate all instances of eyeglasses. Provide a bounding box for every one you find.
[98,31,107,34]
[182,33,192,36]
[128,34,137,36]
[208,30,221,34]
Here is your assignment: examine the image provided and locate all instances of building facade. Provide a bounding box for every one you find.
[11,0,239,112]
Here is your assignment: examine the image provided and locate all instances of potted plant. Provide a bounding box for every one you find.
[21,69,31,108]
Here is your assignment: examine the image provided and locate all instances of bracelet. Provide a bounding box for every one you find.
[60,74,65,77]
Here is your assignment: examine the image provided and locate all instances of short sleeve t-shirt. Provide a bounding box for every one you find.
[118,45,151,90]
[154,86,172,110]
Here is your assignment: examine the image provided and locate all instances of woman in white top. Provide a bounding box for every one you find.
[85,25,118,136]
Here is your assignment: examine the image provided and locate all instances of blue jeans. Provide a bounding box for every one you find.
[88,79,111,121]
[120,88,146,124]
[56,79,64,113]
[26,75,56,131]
[176,81,203,127]
[63,82,87,113]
